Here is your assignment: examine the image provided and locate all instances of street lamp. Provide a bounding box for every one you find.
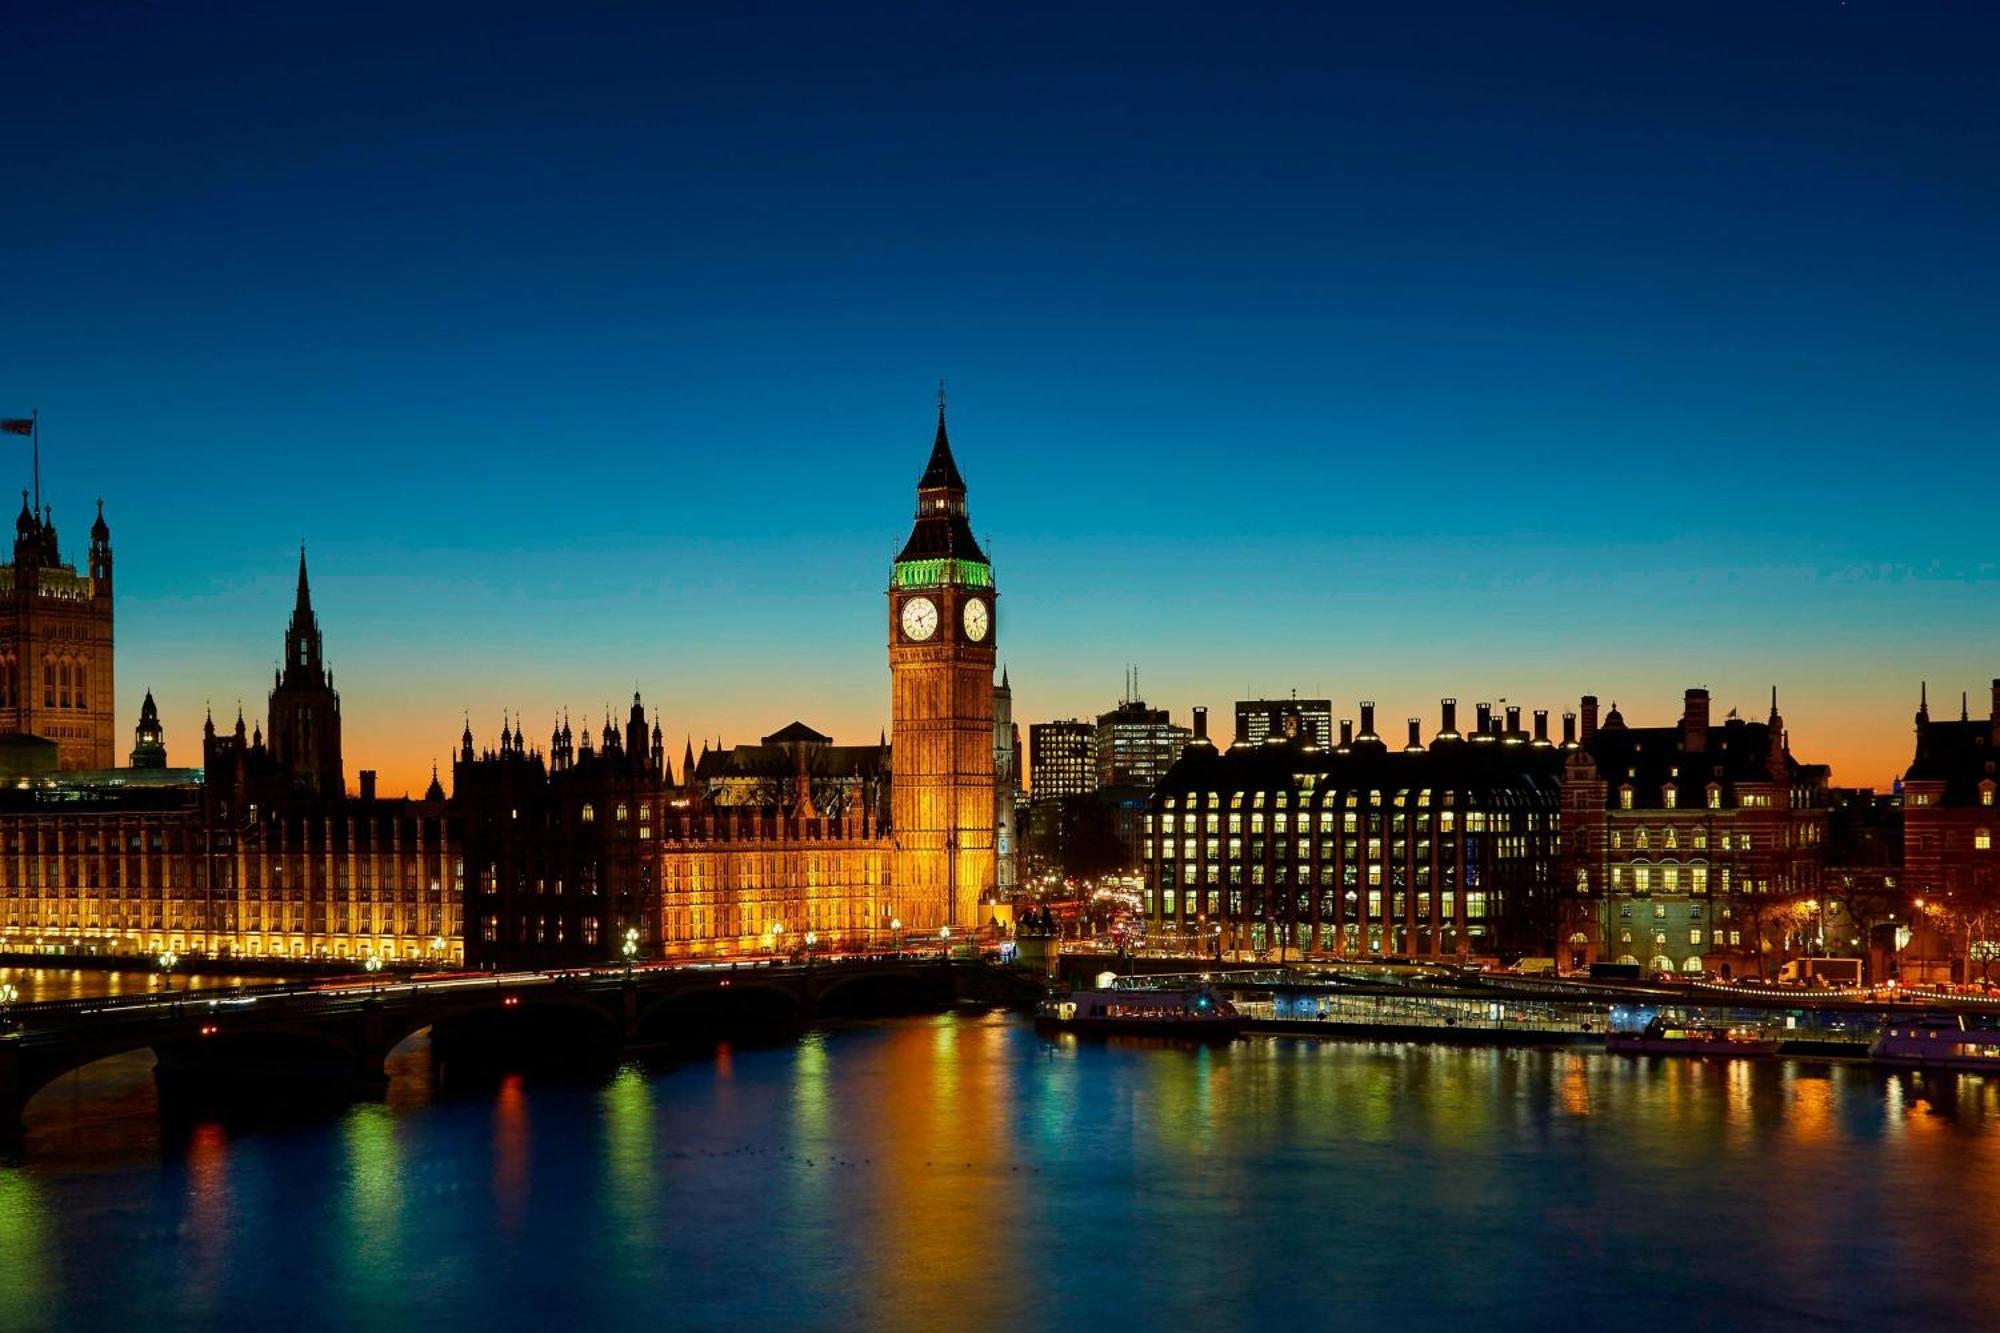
[157,949,179,994]
[0,981,17,1028]
[364,953,383,994]
[623,927,640,979]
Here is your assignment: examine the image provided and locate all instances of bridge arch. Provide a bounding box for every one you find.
[636,979,805,1041]
[812,967,955,1017]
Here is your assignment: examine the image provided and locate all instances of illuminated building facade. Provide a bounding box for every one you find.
[1146,699,1565,958]
[1028,720,1095,798]
[1235,697,1333,749]
[1901,680,1999,923]
[0,496,116,769]
[1559,689,1830,977]
[0,567,464,965]
[1095,695,1189,790]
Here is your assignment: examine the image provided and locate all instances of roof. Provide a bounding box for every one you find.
[1153,734,1567,806]
[895,407,988,566]
[762,721,833,746]
[695,742,889,784]
[918,408,966,491]
[1904,718,1998,804]
[1577,716,1817,809]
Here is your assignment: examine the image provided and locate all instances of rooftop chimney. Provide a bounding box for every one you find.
[1533,709,1550,746]
[1474,702,1493,740]
[1504,704,1522,738]
[1439,698,1459,739]
[1359,701,1378,742]
[1192,705,1209,744]
[1683,687,1710,753]
[1580,695,1599,743]
[1339,719,1354,750]
[1406,718,1423,752]
[1562,711,1577,748]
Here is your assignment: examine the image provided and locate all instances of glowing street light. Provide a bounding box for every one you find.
[157,950,179,994]
[623,926,640,979]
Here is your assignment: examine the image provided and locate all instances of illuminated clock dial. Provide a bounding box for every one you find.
[900,596,939,642]
[962,597,990,643]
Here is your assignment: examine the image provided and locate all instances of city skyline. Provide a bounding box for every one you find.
[6,3,1994,794]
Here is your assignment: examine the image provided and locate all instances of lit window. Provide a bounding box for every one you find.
[1978,830,1993,851]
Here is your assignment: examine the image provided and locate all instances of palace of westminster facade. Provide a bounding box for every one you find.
[0,410,1004,967]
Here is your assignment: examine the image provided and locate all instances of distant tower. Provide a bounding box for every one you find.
[267,547,344,796]
[994,665,1018,895]
[129,688,166,769]
[888,397,997,932]
[0,491,117,768]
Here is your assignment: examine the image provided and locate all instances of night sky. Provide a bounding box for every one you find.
[2,2,1993,792]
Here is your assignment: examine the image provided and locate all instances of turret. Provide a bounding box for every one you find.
[89,499,111,591]
[129,689,166,769]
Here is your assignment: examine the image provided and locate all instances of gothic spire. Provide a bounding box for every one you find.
[918,392,967,493]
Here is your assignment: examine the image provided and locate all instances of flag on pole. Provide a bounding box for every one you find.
[0,419,31,436]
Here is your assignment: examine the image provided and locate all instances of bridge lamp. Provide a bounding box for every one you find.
[365,956,382,974]
[804,931,817,949]
[0,982,16,1007]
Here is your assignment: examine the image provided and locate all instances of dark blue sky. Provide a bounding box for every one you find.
[3,1,1993,787]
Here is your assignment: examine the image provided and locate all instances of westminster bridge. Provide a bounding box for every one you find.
[0,953,1033,1157]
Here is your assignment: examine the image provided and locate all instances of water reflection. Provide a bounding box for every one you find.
[7,1016,2000,1329]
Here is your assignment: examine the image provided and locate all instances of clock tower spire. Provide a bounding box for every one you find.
[889,397,997,935]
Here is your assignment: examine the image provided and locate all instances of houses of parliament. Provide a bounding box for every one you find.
[0,409,1008,966]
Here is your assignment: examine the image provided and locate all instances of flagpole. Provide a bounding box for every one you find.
[31,408,39,518]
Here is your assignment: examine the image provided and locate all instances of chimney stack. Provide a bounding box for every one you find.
[1475,702,1493,740]
[1505,704,1522,737]
[359,770,377,802]
[1339,719,1354,750]
[1533,709,1549,745]
[1406,718,1423,752]
[1192,705,1209,743]
[1580,695,1599,743]
[1359,701,1378,741]
[1440,698,1459,738]
[1683,687,1710,752]
[1562,711,1577,747]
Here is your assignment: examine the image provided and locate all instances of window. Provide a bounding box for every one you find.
[1979,830,1993,851]
[1689,929,1702,945]
[581,804,595,823]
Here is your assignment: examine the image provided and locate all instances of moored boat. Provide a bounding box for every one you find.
[1606,1015,1778,1058]
[1872,1013,2000,1072]
[1036,986,1247,1039]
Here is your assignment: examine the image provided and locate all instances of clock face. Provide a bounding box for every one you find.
[962,597,990,643]
[900,596,939,642]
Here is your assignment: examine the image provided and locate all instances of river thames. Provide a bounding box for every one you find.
[5,970,2000,1332]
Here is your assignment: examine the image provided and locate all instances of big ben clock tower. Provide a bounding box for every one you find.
[889,398,997,935]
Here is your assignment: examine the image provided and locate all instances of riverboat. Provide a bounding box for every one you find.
[1036,986,1247,1039]
[1606,1015,1779,1058]
[1872,1013,2000,1072]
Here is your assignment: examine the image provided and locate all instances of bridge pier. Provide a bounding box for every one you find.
[0,1045,24,1159]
